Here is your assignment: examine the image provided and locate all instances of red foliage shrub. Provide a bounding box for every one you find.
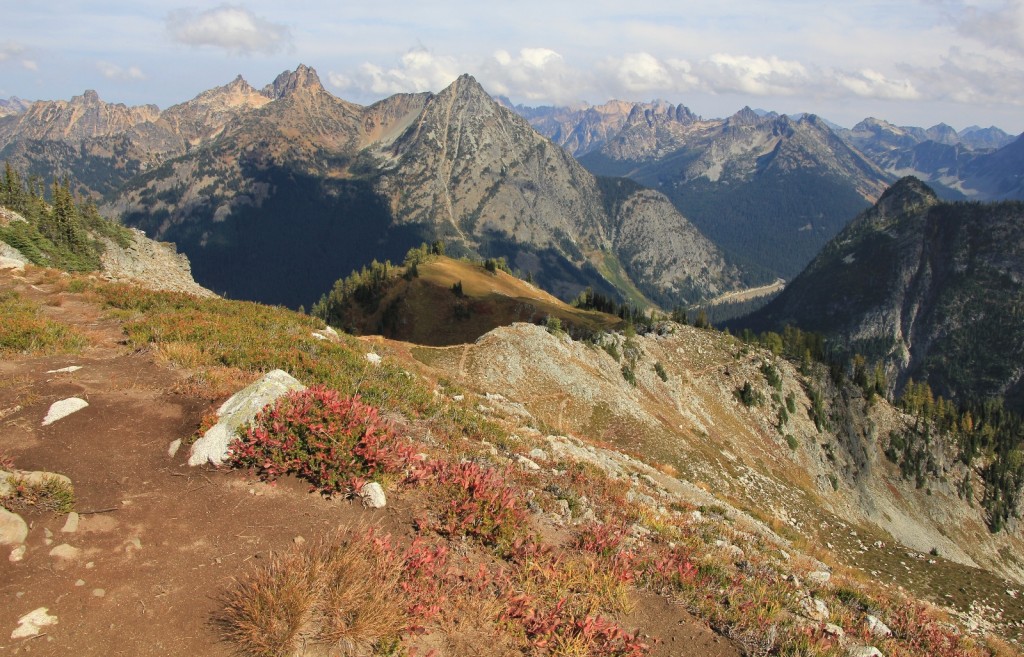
[502,595,650,657]
[424,459,528,549]
[229,386,415,496]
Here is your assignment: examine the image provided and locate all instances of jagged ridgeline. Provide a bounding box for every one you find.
[0,163,132,271]
[2,66,742,310]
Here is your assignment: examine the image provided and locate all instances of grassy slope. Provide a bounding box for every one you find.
[348,256,622,345]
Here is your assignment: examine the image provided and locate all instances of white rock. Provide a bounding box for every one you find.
[49,543,81,560]
[807,570,832,585]
[11,607,58,639]
[61,512,80,533]
[847,648,884,657]
[188,369,305,466]
[41,397,89,426]
[167,439,182,457]
[0,255,26,273]
[46,366,82,374]
[528,448,548,461]
[801,596,830,621]
[311,331,327,340]
[360,482,387,509]
[0,507,28,546]
[865,615,892,639]
[365,352,382,365]
[517,455,541,471]
[92,588,105,598]
[9,545,26,562]
[322,326,339,338]
[824,623,845,638]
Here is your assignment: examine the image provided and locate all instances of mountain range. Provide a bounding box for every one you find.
[515,101,1024,282]
[0,67,740,309]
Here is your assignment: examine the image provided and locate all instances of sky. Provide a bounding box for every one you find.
[2,1,1023,133]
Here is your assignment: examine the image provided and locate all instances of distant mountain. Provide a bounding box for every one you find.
[0,66,739,310]
[743,177,1024,411]
[0,97,32,118]
[573,106,891,282]
[838,118,1022,201]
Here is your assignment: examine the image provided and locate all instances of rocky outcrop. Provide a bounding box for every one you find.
[188,370,305,466]
[100,228,215,298]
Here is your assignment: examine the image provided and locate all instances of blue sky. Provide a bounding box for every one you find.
[2,1,1023,133]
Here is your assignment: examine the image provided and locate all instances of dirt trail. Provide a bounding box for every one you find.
[0,272,389,656]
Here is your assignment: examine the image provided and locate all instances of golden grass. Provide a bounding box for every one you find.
[219,530,407,657]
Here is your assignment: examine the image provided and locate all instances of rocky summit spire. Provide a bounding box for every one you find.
[262,64,324,100]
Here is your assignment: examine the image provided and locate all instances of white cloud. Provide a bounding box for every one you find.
[696,54,810,96]
[955,0,1024,55]
[901,47,1024,106]
[97,61,146,81]
[330,48,460,96]
[481,48,587,103]
[0,41,36,71]
[166,4,291,55]
[834,68,920,100]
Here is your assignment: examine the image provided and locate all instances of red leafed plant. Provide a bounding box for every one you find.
[229,386,415,496]
[424,459,528,549]
[502,595,650,657]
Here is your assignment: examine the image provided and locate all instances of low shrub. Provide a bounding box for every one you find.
[229,386,416,496]
[423,459,528,550]
[0,290,87,355]
[1,474,75,514]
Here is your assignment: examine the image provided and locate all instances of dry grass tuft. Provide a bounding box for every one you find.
[219,530,407,657]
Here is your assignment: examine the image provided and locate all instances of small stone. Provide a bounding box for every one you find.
[807,570,832,586]
[517,455,541,471]
[92,588,105,598]
[365,352,382,365]
[824,623,845,638]
[865,615,892,639]
[293,536,306,546]
[46,366,82,374]
[41,397,89,426]
[801,596,830,622]
[49,543,82,560]
[847,647,884,657]
[85,561,94,569]
[0,507,29,546]
[9,545,27,562]
[61,512,80,533]
[167,439,182,457]
[360,482,387,509]
[11,607,58,639]
[528,448,548,461]
[75,579,85,587]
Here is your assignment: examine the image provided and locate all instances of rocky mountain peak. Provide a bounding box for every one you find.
[262,64,325,100]
[725,106,762,127]
[871,175,939,218]
[72,90,102,106]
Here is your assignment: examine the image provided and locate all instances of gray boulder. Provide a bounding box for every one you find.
[359,482,387,509]
[188,370,305,466]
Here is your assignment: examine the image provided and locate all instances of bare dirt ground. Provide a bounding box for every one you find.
[0,270,740,657]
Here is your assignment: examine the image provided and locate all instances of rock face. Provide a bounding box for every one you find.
[188,370,305,466]
[745,177,1024,409]
[99,228,215,298]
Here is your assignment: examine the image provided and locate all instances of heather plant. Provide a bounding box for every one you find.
[229,386,416,496]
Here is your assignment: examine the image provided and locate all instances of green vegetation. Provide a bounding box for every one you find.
[0,162,131,272]
[1,472,75,515]
[0,290,87,355]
